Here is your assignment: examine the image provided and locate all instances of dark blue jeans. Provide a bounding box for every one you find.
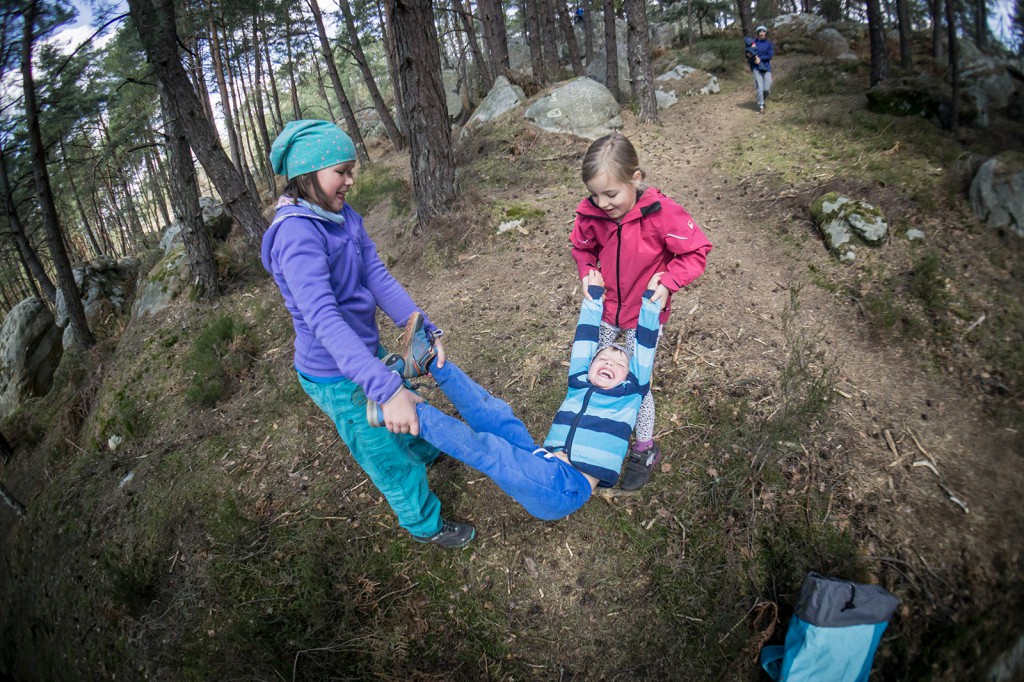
[417,361,592,520]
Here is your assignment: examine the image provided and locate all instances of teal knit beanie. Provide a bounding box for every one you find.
[270,120,356,179]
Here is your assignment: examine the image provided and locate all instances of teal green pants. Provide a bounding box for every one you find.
[298,372,443,538]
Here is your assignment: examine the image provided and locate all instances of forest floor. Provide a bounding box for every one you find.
[2,50,1024,680]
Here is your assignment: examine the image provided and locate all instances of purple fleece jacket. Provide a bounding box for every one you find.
[261,203,436,404]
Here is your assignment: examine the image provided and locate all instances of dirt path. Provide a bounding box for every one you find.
[641,63,1023,581]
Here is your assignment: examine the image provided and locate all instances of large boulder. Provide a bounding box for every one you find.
[132,247,189,320]
[463,75,527,131]
[655,64,720,110]
[970,153,1024,238]
[0,298,62,420]
[159,197,234,253]
[443,69,472,124]
[55,255,139,347]
[814,27,858,62]
[866,76,957,124]
[811,193,889,261]
[523,77,622,140]
[770,13,828,54]
[584,18,629,90]
[961,54,1017,128]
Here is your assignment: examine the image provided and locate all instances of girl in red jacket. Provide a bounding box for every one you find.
[570,132,712,490]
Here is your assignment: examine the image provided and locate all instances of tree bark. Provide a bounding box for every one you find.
[522,0,545,81]
[625,0,658,123]
[583,0,595,65]
[557,1,583,76]
[248,20,277,195]
[453,0,494,89]
[258,14,285,133]
[284,11,303,120]
[307,0,370,165]
[0,146,57,304]
[378,0,409,139]
[867,0,889,87]
[127,0,268,249]
[340,0,406,149]
[477,0,510,76]
[21,0,94,347]
[538,0,561,80]
[737,0,753,40]
[974,0,987,49]
[207,8,242,171]
[945,0,959,131]
[603,0,620,99]
[930,0,943,61]
[160,81,219,300]
[896,0,913,70]
[384,0,457,230]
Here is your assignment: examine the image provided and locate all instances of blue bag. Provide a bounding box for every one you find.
[761,572,900,682]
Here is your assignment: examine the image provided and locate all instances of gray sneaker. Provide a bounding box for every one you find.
[412,520,476,548]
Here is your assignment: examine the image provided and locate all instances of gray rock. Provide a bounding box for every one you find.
[811,193,889,258]
[970,153,1024,237]
[0,298,62,420]
[905,229,926,241]
[655,65,720,109]
[199,197,233,242]
[523,77,622,140]
[961,54,1016,128]
[55,255,139,347]
[815,28,858,62]
[464,76,526,130]
[652,21,682,49]
[131,248,189,319]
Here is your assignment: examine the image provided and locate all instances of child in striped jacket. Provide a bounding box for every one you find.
[371,271,663,520]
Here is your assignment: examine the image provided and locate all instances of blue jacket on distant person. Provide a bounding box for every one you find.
[752,36,773,72]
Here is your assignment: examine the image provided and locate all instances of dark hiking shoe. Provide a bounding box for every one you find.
[619,443,661,491]
[402,312,437,379]
[412,520,476,548]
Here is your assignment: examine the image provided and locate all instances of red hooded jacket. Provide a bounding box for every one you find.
[570,186,712,329]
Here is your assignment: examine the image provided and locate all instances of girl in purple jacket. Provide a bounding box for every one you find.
[261,120,474,549]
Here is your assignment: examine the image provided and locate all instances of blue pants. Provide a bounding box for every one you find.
[417,361,592,520]
[299,373,443,538]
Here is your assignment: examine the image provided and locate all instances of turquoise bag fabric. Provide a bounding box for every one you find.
[761,572,900,681]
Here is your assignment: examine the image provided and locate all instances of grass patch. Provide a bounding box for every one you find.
[183,314,253,407]
[346,164,410,217]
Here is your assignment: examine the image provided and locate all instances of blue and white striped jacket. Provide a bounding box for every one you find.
[543,288,662,486]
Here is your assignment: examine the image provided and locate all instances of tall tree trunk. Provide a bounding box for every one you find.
[603,0,620,99]
[284,11,303,120]
[307,36,339,121]
[583,0,595,65]
[236,30,273,197]
[340,0,406,149]
[930,0,944,60]
[21,0,94,347]
[896,0,913,69]
[974,0,987,48]
[625,0,658,123]
[57,138,104,258]
[557,1,583,76]
[186,36,216,124]
[259,15,285,133]
[143,148,172,227]
[737,0,753,39]
[538,0,560,80]
[384,0,457,231]
[378,0,410,139]
[945,0,959,131]
[127,0,268,249]
[248,19,278,194]
[160,81,219,299]
[0,147,57,304]
[522,0,545,80]
[867,0,889,86]
[307,0,371,165]
[207,11,243,171]
[477,0,510,76]
[453,0,494,89]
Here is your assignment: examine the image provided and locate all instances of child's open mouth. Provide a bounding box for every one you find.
[598,368,614,380]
